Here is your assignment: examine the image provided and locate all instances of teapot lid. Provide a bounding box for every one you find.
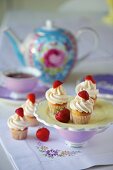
[42,20,57,30]
[35,20,64,34]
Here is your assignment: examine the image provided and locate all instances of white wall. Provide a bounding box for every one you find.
[0,0,8,23]
[0,0,108,24]
[0,0,67,24]
[59,0,108,14]
[4,0,66,11]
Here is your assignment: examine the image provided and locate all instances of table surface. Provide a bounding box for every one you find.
[0,11,113,170]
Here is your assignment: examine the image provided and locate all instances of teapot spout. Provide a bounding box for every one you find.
[4,28,26,66]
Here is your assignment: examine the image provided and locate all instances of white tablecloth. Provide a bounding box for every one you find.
[0,101,113,170]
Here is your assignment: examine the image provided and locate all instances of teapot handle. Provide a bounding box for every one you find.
[76,27,99,64]
[0,71,6,87]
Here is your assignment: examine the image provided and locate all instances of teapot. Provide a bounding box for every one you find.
[4,20,99,83]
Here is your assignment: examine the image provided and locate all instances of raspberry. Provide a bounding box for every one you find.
[85,75,96,84]
[53,80,63,88]
[27,93,35,104]
[36,128,50,142]
[15,107,24,117]
[78,90,89,100]
[55,108,70,123]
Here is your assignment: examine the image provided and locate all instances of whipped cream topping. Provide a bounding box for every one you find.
[76,80,99,99]
[23,100,35,117]
[7,114,29,130]
[70,95,94,113]
[45,85,68,104]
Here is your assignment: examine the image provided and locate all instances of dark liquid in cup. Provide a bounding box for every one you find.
[6,72,34,78]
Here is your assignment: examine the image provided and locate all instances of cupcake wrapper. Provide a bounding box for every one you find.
[71,110,91,124]
[25,116,38,127]
[10,128,28,140]
[48,102,67,115]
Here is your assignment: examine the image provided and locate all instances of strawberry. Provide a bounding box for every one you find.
[15,107,24,117]
[78,90,89,100]
[85,75,96,84]
[53,80,63,88]
[27,93,35,104]
[55,108,70,123]
[36,128,50,142]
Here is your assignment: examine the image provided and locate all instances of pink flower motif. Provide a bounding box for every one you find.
[44,49,65,68]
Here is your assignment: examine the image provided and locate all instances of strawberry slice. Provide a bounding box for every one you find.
[85,75,96,84]
[15,107,24,117]
[53,80,63,88]
[55,108,70,123]
[27,93,35,104]
[78,90,89,100]
[36,128,50,142]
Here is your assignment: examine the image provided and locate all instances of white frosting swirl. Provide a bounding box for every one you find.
[23,100,35,117]
[70,95,94,113]
[7,114,29,130]
[76,80,99,98]
[45,85,68,104]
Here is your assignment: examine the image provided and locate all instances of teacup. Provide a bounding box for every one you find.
[0,67,41,93]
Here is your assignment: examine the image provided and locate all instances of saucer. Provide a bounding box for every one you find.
[0,82,49,101]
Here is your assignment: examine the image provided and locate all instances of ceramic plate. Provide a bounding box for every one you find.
[34,98,113,131]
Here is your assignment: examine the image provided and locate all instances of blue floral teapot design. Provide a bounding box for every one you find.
[4,20,99,83]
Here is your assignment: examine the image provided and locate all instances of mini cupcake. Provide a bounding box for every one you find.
[70,90,94,124]
[23,93,38,127]
[76,75,99,103]
[7,107,29,140]
[45,80,68,114]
